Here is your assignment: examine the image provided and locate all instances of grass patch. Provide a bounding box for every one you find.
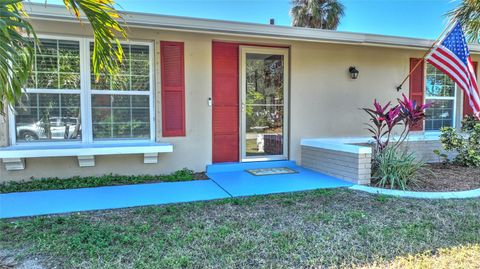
[1,189,480,268]
[353,244,480,269]
[0,168,196,193]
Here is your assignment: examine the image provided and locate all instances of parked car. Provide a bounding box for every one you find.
[16,117,81,141]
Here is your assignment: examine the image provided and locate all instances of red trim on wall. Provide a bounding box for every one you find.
[463,61,478,117]
[212,41,240,163]
[161,41,186,137]
[409,58,425,131]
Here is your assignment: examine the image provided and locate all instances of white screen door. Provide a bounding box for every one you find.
[240,46,289,162]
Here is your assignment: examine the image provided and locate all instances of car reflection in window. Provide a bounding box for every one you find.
[16,117,81,142]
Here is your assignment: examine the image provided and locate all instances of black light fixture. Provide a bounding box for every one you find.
[349,66,359,79]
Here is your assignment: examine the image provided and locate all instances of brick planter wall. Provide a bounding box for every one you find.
[300,135,451,185]
[301,146,371,185]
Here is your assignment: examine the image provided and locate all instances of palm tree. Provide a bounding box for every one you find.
[447,0,480,43]
[290,0,345,30]
[0,0,127,114]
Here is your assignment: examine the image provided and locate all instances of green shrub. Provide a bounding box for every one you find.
[372,147,424,190]
[438,116,480,167]
[461,115,479,132]
[163,168,195,181]
[433,149,449,165]
[0,168,196,193]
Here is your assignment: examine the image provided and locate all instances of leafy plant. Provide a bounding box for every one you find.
[461,115,479,132]
[0,0,36,114]
[0,168,197,193]
[1,0,126,114]
[433,149,449,165]
[363,95,432,189]
[362,94,432,156]
[291,0,345,30]
[438,116,480,167]
[372,146,425,190]
[447,0,480,43]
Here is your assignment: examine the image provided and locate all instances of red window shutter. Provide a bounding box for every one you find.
[212,42,239,163]
[409,58,425,131]
[161,41,185,137]
[463,61,478,117]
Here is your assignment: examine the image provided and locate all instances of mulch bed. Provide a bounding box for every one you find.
[410,164,480,192]
[372,163,480,192]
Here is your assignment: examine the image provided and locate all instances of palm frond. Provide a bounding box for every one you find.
[62,0,127,79]
[0,0,36,114]
[290,0,345,30]
[447,0,480,43]
[0,0,126,113]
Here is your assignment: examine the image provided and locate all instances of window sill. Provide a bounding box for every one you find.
[0,142,173,171]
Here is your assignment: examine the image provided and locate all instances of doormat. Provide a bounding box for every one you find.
[246,167,298,176]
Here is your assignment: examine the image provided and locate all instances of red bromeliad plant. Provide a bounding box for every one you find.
[363,94,432,155]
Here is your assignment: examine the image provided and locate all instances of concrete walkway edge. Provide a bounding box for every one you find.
[350,185,480,199]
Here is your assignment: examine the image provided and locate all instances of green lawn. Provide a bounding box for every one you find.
[1,189,480,268]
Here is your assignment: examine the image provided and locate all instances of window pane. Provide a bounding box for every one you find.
[425,99,454,131]
[246,53,285,105]
[91,74,110,90]
[245,105,284,156]
[92,95,150,139]
[59,73,81,89]
[37,72,59,89]
[58,40,80,57]
[111,75,130,91]
[37,39,57,55]
[30,38,81,90]
[425,63,455,97]
[424,63,457,131]
[131,76,149,91]
[130,45,149,61]
[90,43,150,91]
[59,56,80,73]
[36,56,57,72]
[131,60,149,75]
[15,93,81,142]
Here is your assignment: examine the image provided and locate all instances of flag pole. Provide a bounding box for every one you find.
[396,19,457,92]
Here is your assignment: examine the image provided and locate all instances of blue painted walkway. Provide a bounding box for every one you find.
[0,161,352,218]
[0,180,230,218]
[207,161,352,197]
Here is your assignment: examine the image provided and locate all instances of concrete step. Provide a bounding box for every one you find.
[206,160,297,174]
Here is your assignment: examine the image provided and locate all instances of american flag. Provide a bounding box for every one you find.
[426,22,480,119]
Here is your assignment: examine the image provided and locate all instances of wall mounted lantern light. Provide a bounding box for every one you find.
[349,66,359,79]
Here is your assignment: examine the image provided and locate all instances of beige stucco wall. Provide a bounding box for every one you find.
[0,20,479,182]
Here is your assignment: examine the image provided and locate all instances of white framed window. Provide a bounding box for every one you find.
[424,63,457,131]
[88,42,154,141]
[9,35,155,145]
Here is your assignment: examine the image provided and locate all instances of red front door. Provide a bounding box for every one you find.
[212,42,239,163]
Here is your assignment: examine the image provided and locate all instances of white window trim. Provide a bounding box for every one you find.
[8,34,156,146]
[424,63,458,132]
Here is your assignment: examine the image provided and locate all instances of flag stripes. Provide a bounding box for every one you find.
[426,22,480,118]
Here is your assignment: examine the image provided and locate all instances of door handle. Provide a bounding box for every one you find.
[241,102,245,112]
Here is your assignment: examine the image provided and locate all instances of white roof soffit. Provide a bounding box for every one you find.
[24,3,480,53]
